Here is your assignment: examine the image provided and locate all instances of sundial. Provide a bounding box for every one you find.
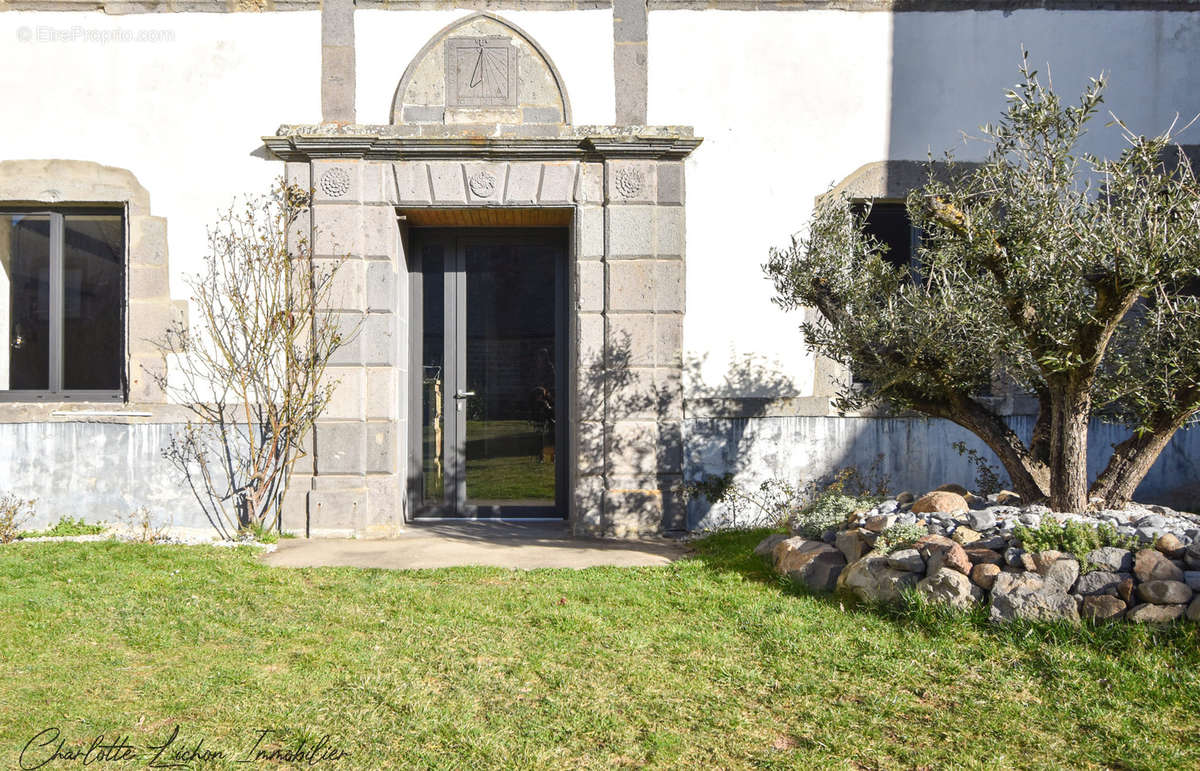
[445,36,517,108]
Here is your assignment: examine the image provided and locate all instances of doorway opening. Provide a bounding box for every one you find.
[407,227,569,519]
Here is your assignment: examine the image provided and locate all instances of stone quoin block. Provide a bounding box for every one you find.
[656,162,685,205]
[312,204,364,257]
[654,259,684,312]
[360,314,396,367]
[364,368,395,420]
[576,205,605,260]
[324,368,365,420]
[606,313,656,367]
[313,422,367,475]
[607,260,656,312]
[365,261,395,312]
[655,205,685,258]
[606,205,655,257]
[606,160,657,205]
[606,420,660,477]
[576,260,604,313]
[365,421,397,473]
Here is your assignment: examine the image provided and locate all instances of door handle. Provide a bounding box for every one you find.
[454,390,476,399]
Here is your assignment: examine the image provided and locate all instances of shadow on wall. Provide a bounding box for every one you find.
[887,12,1200,164]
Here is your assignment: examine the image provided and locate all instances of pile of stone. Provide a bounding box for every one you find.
[754,487,1200,623]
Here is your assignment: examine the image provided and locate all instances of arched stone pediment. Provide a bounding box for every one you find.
[390,12,572,128]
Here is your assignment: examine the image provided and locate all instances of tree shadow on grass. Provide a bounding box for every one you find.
[686,527,1200,662]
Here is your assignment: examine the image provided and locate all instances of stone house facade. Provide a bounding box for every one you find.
[0,1,1198,537]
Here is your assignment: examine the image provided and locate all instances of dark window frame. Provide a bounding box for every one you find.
[851,198,921,272]
[0,205,126,402]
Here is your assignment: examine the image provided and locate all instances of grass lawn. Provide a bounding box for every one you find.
[1,531,1198,769]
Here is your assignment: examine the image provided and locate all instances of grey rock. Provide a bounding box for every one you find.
[835,529,874,564]
[1032,550,1066,573]
[886,548,925,573]
[875,500,899,516]
[875,568,923,603]
[976,535,1007,550]
[776,540,846,593]
[1188,596,1200,622]
[800,550,849,593]
[1186,540,1200,570]
[917,568,982,610]
[1085,547,1133,573]
[1042,557,1080,594]
[1133,549,1185,583]
[753,533,790,558]
[837,555,919,604]
[1004,547,1025,568]
[772,538,829,572]
[1137,514,1167,529]
[1126,603,1187,624]
[1019,514,1042,528]
[1136,527,1163,542]
[970,563,1002,591]
[1075,570,1129,597]
[966,510,996,531]
[1081,595,1126,621]
[1137,580,1194,605]
[864,514,896,533]
[896,513,916,526]
[989,571,1080,624]
[1183,571,1200,591]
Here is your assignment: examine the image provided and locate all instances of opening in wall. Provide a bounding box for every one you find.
[0,207,126,401]
[406,227,569,519]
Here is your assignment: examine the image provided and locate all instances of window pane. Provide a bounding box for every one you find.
[421,244,445,505]
[63,213,124,391]
[857,202,914,269]
[0,214,51,390]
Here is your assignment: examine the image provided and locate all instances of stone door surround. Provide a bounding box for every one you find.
[265,128,700,537]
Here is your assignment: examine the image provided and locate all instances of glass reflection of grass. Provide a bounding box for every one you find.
[466,419,555,502]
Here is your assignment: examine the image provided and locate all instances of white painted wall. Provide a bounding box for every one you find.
[355,8,616,126]
[0,12,322,303]
[650,9,1200,400]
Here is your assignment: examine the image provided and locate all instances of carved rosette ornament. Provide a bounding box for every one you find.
[468,169,498,198]
[615,167,644,199]
[319,167,352,198]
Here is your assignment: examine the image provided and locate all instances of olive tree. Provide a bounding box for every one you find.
[153,182,357,539]
[765,57,1200,512]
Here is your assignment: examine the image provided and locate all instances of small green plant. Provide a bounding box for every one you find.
[1014,518,1138,567]
[793,491,874,539]
[0,494,36,544]
[239,521,280,544]
[875,523,928,553]
[19,516,106,539]
[951,441,1007,497]
[821,457,892,499]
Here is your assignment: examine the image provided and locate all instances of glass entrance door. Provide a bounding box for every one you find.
[411,229,566,518]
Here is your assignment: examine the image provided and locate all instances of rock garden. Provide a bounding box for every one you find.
[755,486,1200,624]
